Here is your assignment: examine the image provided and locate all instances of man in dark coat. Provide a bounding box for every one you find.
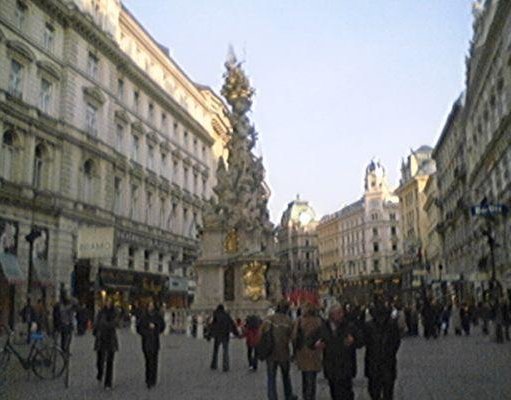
[209,304,237,372]
[364,303,401,400]
[309,304,361,400]
[94,299,119,390]
[137,301,166,389]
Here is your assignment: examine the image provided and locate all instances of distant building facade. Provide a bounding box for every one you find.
[395,146,436,297]
[0,0,228,327]
[276,196,319,304]
[318,160,401,302]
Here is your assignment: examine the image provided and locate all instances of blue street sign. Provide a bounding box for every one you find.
[471,204,509,217]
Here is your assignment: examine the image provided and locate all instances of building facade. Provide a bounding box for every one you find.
[0,0,228,327]
[433,0,511,300]
[395,146,436,297]
[318,160,401,303]
[432,98,471,288]
[276,196,319,305]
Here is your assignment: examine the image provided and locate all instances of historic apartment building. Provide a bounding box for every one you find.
[395,146,436,279]
[276,196,319,304]
[0,0,229,327]
[432,0,511,300]
[318,160,401,301]
[432,98,470,281]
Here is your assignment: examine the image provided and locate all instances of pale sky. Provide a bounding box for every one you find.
[123,0,474,223]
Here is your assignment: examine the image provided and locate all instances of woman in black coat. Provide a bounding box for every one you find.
[137,301,166,389]
[94,299,118,390]
[364,304,401,400]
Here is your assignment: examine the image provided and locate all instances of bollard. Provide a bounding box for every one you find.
[197,315,204,339]
[186,315,192,337]
[164,310,171,336]
[130,316,137,334]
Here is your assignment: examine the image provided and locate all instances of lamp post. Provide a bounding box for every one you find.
[25,227,42,302]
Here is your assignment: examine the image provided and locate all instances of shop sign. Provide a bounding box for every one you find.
[77,227,114,259]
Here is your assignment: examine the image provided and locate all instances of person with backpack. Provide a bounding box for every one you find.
[259,299,298,400]
[292,302,322,400]
[243,315,262,371]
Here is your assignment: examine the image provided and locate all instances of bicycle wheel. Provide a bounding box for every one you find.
[31,346,66,380]
[0,349,10,370]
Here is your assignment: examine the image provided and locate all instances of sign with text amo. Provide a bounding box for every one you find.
[77,227,114,259]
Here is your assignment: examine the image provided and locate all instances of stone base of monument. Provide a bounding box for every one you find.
[192,256,280,320]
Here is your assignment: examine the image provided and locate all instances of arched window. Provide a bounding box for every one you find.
[82,159,95,203]
[33,142,48,189]
[1,130,19,181]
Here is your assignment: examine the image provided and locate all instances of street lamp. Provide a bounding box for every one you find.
[25,227,42,302]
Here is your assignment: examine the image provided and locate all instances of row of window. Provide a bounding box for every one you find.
[11,1,56,53]
[80,158,200,237]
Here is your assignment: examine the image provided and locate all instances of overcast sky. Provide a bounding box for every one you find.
[124,0,474,223]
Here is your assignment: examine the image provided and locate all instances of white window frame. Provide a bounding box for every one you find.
[85,103,98,137]
[15,1,27,30]
[39,78,52,114]
[43,22,55,52]
[115,124,124,152]
[8,59,24,99]
[87,52,99,79]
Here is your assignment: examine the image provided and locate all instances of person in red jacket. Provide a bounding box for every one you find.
[243,315,262,371]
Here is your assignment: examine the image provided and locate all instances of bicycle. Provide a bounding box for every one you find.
[0,325,67,380]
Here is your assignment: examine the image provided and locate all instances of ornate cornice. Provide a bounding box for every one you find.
[7,40,36,62]
[36,60,61,81]
[114,109,131,125]
[83,86,106,105]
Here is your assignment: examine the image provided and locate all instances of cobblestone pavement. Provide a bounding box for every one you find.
[3,327,511,400]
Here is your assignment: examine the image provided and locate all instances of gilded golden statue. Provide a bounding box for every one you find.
[242,261,267,301]
[224,229,239,253]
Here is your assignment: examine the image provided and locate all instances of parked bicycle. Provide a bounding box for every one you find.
[0,325,67,380]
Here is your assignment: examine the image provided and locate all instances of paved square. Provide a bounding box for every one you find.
[3,328,511,400]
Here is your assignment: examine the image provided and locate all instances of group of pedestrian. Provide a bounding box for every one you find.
[92,298,166,390]
[401,296,511,342]
[206,298,401,400]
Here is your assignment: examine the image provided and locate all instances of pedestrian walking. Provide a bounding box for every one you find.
[137,301,165,389]
[243,315,262,371]
[460,303,471,336]
[209,304,237,372]
[310,303,360,400]
[260,299,298,400]
[364,303,401,400]
[451,301,462,335]
[93,298,119,390]
[292,302,322,400]
[440,305,451,336]
[56,290,77,353]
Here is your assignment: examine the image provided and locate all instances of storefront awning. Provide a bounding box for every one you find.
[33,258,52,287]
[0,253,24,285]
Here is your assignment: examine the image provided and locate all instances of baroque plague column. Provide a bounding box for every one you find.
[192,50,278,314]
